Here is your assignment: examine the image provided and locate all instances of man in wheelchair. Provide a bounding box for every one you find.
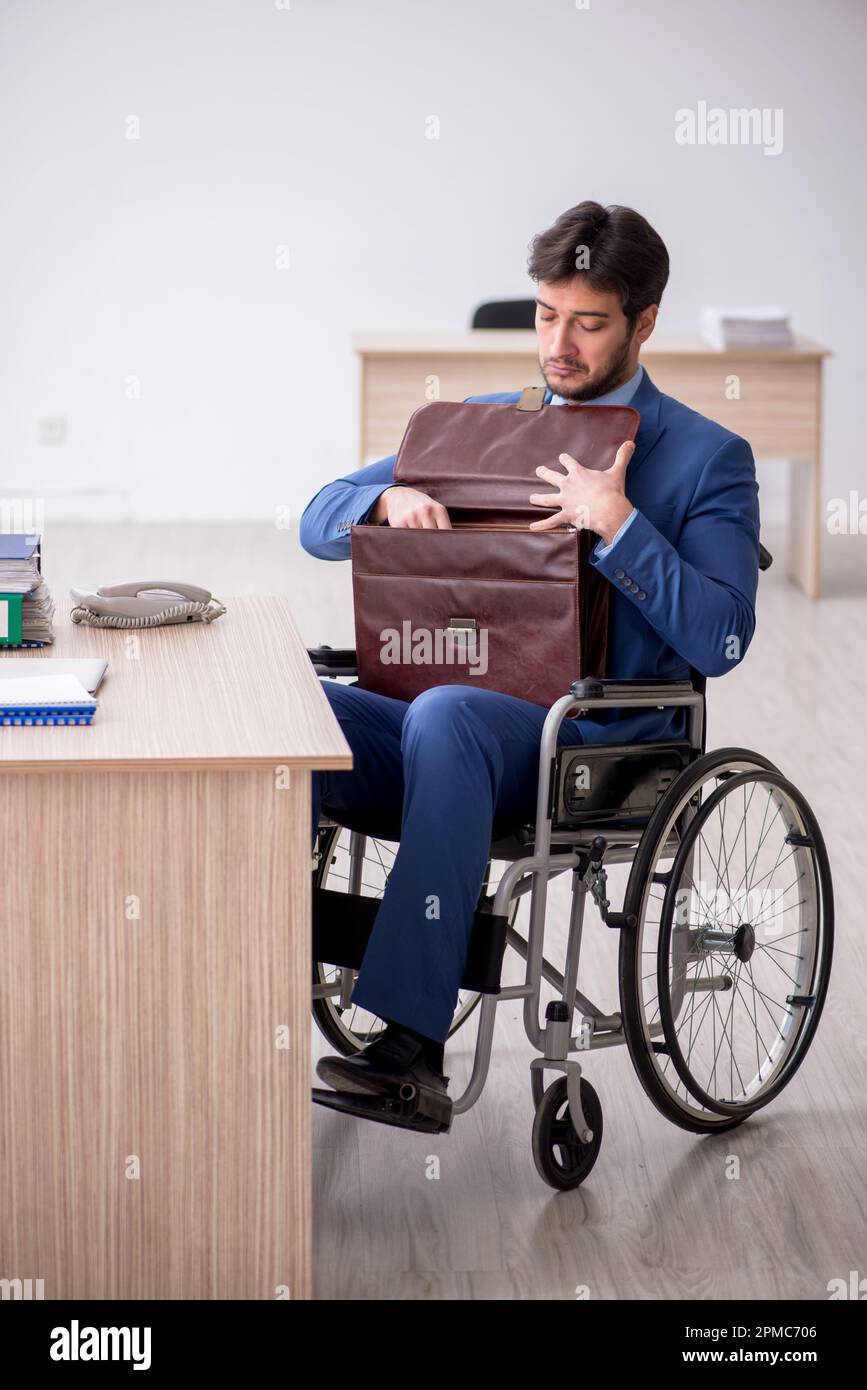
[299,200,760,1131]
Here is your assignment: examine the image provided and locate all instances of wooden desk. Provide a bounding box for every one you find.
[0,598,351,1300]
[353,331,830,597]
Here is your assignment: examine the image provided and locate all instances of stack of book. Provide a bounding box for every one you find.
[700,306,794,350]
[0,534,55,646]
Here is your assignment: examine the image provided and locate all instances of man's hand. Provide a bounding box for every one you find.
[527,440,636,544]
[369,486,452,529]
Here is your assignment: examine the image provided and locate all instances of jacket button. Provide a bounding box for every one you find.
[637,590,646,600]
[629,582,639,593]
[614,568,624,579]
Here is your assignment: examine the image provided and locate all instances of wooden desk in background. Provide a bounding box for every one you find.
[0,598,351,1300]
[353,332,830,597]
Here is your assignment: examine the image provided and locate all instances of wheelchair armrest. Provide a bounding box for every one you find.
[570,677,699,706]
[308,643,358,677]
[534,678,707,833]
[567,678,705,752]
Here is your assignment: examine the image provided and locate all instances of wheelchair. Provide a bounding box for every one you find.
[307,545,834,1190]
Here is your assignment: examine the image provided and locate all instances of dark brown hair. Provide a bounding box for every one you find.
[527,201,669,323]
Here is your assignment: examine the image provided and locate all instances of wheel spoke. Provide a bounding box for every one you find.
[632,764,828,1119]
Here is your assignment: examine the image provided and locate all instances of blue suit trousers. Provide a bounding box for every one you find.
[311,679,587,1043]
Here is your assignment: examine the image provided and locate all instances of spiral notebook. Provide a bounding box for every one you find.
[0,673,98,726]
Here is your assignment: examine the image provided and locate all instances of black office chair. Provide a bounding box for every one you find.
[471,299,537,329]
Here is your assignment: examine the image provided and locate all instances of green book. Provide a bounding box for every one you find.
[0,593,24,645]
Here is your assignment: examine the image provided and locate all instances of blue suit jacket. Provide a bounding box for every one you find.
[299,368,760,743]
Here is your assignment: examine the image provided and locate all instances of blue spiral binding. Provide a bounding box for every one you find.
[0,705,95,726]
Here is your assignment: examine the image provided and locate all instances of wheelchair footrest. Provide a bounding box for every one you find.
[312,885,508,993]
[311,1086,452,1134]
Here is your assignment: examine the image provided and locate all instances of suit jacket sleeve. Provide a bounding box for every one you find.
[299,454,407,560]
[589,435,760,677]
[300,391,497,560]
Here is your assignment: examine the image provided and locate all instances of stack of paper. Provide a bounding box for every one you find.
[0,534,55,644]
[700,306,793,350]
[0,673,97,726]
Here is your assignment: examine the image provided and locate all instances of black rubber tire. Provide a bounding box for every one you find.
[311,823,387,1054]
[531,1076,603,1190]
[656,768,834,1117]
[618,747,779,1135]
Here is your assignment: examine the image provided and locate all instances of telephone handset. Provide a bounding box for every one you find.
[70,580,227,628]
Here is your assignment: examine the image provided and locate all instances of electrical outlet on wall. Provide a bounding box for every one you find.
[39,416,67,445]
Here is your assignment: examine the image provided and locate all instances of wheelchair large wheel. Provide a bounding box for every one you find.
[616,750,828,1128]
[654,769,833,1116]
[312,821,516,1056]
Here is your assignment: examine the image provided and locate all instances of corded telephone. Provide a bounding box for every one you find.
[70,580,227,629]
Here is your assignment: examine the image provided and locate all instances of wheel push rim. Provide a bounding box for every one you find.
[657,770,831,1116]
[626,753,781,1125]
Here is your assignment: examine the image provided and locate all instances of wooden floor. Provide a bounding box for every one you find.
[43,522,867,1301]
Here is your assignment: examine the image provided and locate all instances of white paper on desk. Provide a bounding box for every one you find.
[700,304,793,349]
[0,674,97,707]
[0,656,107,693]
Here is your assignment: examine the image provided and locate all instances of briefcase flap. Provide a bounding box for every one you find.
[393,396,640,523]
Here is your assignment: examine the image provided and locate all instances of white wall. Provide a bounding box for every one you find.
[0,0,864,527]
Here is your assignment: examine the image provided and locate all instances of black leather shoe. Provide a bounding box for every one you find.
[316,1028,452,1129]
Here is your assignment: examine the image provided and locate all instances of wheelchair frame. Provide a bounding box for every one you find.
[311,661,705,1144]
[431,678,704,1139]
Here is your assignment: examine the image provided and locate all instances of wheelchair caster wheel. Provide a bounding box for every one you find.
[532,1076,602,1190]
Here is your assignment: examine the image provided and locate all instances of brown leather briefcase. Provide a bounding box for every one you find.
[350,387,640,713]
